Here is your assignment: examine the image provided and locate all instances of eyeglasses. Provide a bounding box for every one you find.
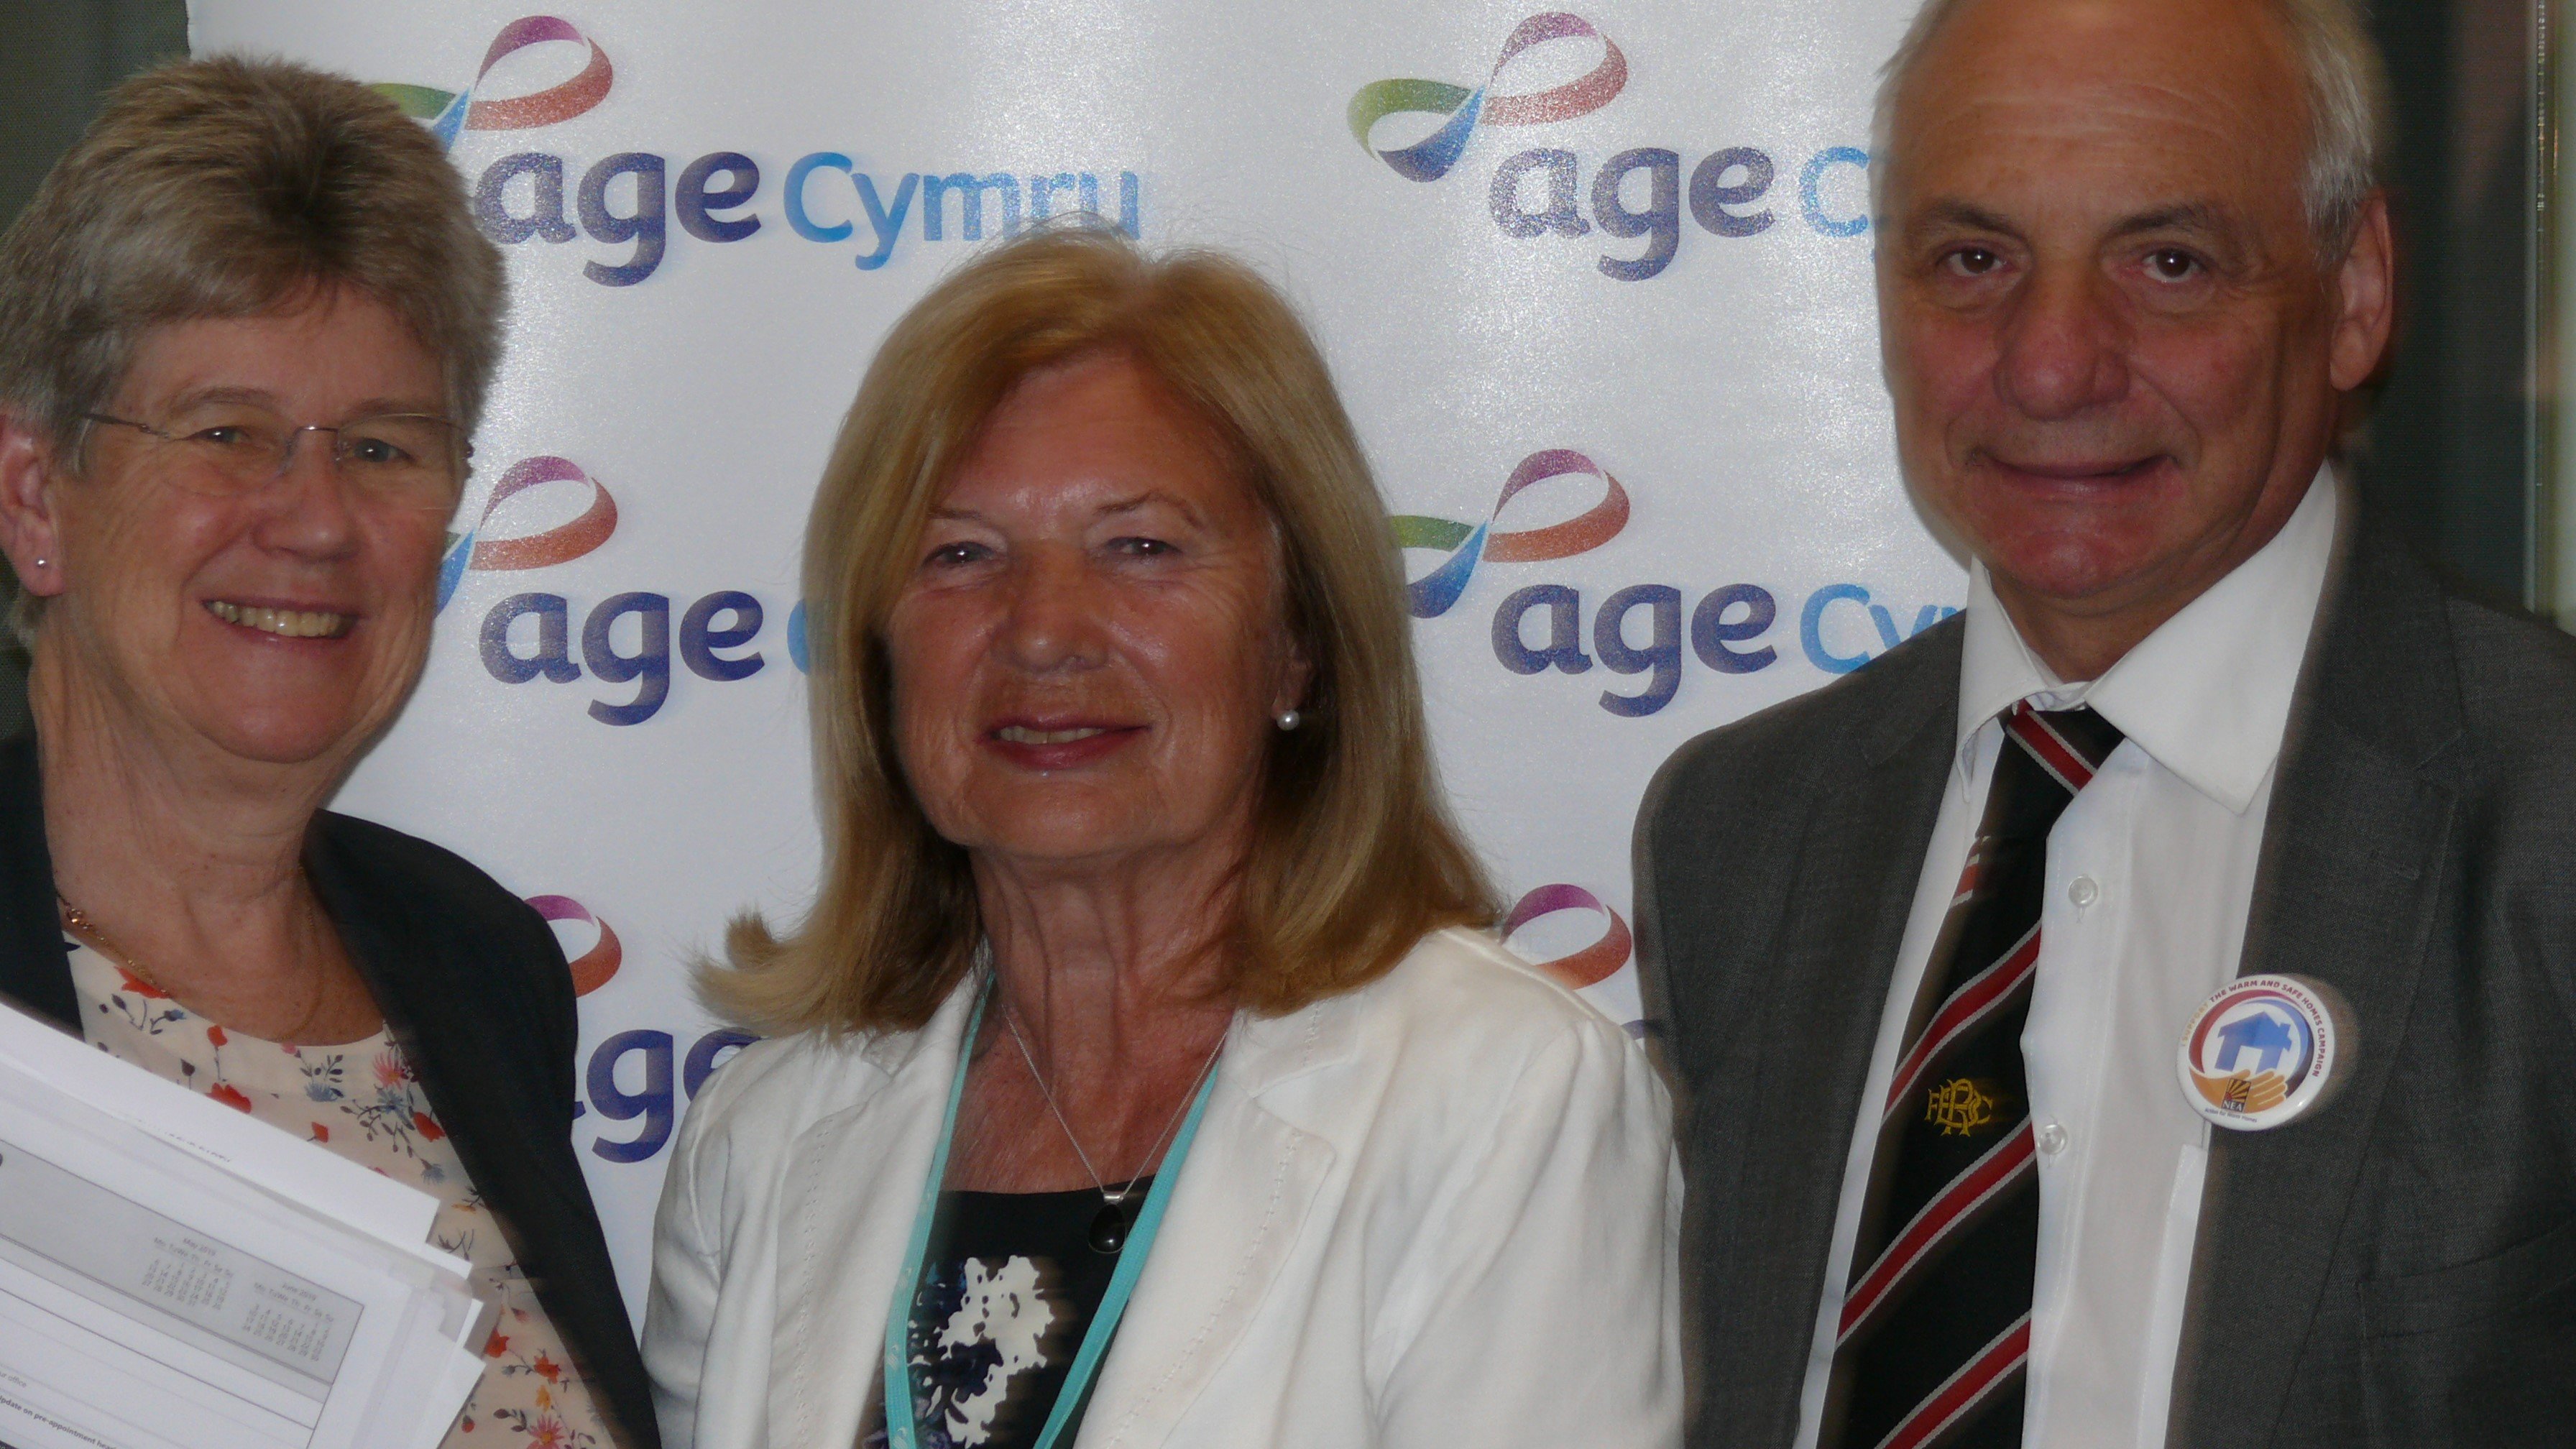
[81,405,471,508]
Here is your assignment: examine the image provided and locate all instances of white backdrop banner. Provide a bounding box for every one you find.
[188,0,1963,1315]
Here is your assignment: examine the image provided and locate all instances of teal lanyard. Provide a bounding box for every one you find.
[883,978,1224,1449]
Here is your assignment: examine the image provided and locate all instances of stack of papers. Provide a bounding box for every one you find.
[0,1002,492,1449]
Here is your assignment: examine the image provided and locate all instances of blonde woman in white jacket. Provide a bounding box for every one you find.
[643,226,1680,1449]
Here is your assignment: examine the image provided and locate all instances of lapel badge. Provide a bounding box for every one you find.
[2177,974,2353,1131]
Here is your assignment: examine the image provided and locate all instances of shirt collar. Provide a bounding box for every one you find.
[1955,466,2341,814]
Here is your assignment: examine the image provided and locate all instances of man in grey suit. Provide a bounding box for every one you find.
[1637,0,2576,1445]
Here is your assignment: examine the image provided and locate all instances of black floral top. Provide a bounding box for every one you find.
[868,1182,1145,1449]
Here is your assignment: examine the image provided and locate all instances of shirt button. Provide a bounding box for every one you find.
[2036,1121,2069,1156]
[2068,875,2100,908]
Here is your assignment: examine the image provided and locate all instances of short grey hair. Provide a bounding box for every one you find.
[1870,0,2391,258]
[0,55,505,639]
[0,55,506,458]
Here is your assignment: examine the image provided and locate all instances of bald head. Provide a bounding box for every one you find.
[1868,0,2397,681]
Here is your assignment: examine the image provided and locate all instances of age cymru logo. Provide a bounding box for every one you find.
[1502,883,1632,991]
[1354,12,1871,280]
[377,16,613,148]
[1348,14,1627,183]
[528,893,622,995]
[1405,452,1956,717]
[1395,448,1629,618]
[438,456,620,612]
[377,16,1139,288]
[461,463,802,727]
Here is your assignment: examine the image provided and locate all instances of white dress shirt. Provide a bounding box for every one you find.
[1790,472,2341,1449]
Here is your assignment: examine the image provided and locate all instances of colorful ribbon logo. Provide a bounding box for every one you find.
[1503,883,1632,990]
[528,894,622,996]
[437,455,620,611]
[377,16,614,148]
[1348,14,1628,182]
[1394,448,1629,619]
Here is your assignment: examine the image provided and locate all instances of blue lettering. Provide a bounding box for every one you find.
[1492,584,1593,675]
[584,592,672,725]
[676,152,761,242]
[1076,172,1141,238]
[1029,172,1077,220]
[1869,600,1957,650]
[586,1030,673,1163]
[681,591,765,681]
[1593,584,1683,715]
[1491,149,1589,238]
[577,152,668,285]
[482,593,579,683]
[855,172,919,270]
[1593,147,1681,281]
[1800,147,1870,237]
[922,172,1021,241]
[474,152,576,244]
[1690,148,1775,237]
[684,1029,762,1097]
[1691,584,1777,672]
[785,152,855,242]
[1800,583,1875,673]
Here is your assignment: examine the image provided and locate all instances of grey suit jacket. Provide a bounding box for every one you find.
[1636,524,2576,1448]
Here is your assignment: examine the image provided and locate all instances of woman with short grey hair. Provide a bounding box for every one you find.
[0,56,657,1449]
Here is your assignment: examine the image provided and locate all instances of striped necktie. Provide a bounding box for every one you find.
[1823,702,2126,1449]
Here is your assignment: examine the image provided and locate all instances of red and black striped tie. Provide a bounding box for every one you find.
[1823,702,2125,1449]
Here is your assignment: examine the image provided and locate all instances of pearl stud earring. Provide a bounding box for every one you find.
[1275,709,1302,731]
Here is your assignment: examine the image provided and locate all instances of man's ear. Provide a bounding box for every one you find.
[0,411,69,602]
[2329,190,2396,392]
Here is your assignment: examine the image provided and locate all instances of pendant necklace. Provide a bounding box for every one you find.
[1001,999,1228,1254]
[884,983,1223,1449]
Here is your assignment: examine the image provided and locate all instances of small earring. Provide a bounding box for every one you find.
[29,558,44,570]
[1274,709,1302,732]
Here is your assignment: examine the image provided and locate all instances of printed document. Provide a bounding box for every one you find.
[0,1003,489,1449]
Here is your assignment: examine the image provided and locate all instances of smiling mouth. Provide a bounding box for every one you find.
[994,724,1113,745]
[1987,454,2166,482]
[205,599,354,640]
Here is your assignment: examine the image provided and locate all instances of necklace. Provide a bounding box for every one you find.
[58,893,334,1043]
[1000,996,1228,1254]
[885,986,1220,1449]
[58,896,172,992]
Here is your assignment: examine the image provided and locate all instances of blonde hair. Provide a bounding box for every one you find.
[707,225,1496,1034]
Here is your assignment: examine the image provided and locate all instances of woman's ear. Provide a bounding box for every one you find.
[0,412,68,601]
[1272,632,1315,721]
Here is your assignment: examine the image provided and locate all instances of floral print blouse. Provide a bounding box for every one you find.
[68,936,614,1449]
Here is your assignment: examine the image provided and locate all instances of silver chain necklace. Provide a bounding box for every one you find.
[1000,994,1227,1253]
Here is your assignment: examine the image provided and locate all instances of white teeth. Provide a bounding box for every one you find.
[997,725,1108,745]
[206,600,350,639]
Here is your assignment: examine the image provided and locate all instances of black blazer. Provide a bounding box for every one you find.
[1637,524,2576,1448]
[0,733,661,1449]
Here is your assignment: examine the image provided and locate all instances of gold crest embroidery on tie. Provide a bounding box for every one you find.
[1925,1077,2002,1136]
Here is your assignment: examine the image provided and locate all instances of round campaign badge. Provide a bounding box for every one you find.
[2176,975,2351,1131]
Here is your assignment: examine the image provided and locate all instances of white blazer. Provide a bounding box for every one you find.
[643,926,1682,1449]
